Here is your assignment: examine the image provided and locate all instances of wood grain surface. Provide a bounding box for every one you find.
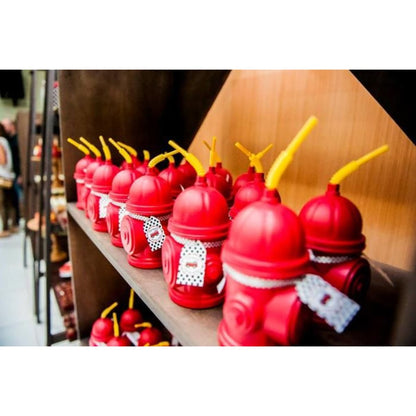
[188,70,416,270]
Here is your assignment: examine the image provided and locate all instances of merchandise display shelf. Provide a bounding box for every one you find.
[67,202,223,346]
[68,203,410,347]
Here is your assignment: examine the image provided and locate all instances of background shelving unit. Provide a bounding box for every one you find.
[21,70,75,345]
[58,70,415,346]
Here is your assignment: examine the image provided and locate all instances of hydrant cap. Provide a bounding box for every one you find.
[299,184,366,254]
[73,155,92,180]
[84,159,104,184]
[168,180,230,240]
[158,164,186,197]
[229,180,267,219]
[91,162,120,193]
[222,199,309,280]
[109,167,142,203]
[126,174,174,216]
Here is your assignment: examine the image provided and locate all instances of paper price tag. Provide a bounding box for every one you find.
[99,194,110,219]
[296,274,360,333]
[143,216,166,251]
[176,240,206,287]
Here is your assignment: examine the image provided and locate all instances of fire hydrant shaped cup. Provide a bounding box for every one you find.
[229,143,276,219]
[78,137,104,218]
[120,154,175,269]
[158,154,186,198]
[106,139,143,247]
[89,302,118,346]
[203,137,233,202]
[218,116,319,346]
[299,145,389,304]
[67,138,94,210]
[231,143,272,199]
[219,191,311,346]
[161,141,230,309]
[86,137,120,232]
[177,160,197,188]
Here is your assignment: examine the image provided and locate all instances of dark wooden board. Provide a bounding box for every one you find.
[67,203,222,346]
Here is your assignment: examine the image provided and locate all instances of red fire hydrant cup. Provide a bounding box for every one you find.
[87,161,120,232]
[106,166,142,247]
[120,174,174,269]
[161,176,230,309]
[299,183,370,305]
[218,190,311,346]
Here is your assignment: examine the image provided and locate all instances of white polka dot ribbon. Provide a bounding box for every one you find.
[124,210,170,251]
[75,179,85,184]
[308,249,356,264]
[91,190,111,219]
[223,263,360,333]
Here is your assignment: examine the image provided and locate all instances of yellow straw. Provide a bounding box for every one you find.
[79,137,102,158]
[265,116,318,190]
[128,288,134,309]
[117,142,138,158]
[67,138,90,155]
[203,138,221,164]
[329,145,389,185]
[112,312,119,337]
[108,138,132,164]
[143,150,150,161]
[134,322,152,329]
[101,302,118,319]
[235,142,264,173]
[256,143,273,159]
[99,136,112,161]
[168,140,205,177]
[148,149,179,168]
[153,341,170,347]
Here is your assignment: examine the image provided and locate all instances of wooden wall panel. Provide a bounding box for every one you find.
[188,70,416,271]
[58,70,229,203]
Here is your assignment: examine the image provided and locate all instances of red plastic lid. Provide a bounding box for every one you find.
[109,165,142,203]
[299,184,365,255]
[232,166,255,197]
[158,163,186,197]
[73,155,93,180]
[84,158,104,184]
[126,174,174,216]
[222,190,309,280]
[168,176,230,240]
[91,162,120,193]
[177,160,197,188]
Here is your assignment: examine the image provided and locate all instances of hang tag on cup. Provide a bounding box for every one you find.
[176,240,206,287]
[143,216,166,251]
[99,194,110,219]
[296,274,360,333]
[123,331,140,346]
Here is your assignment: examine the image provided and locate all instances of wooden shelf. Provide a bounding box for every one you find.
[67,203,222,346]
[67,202,409,346]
